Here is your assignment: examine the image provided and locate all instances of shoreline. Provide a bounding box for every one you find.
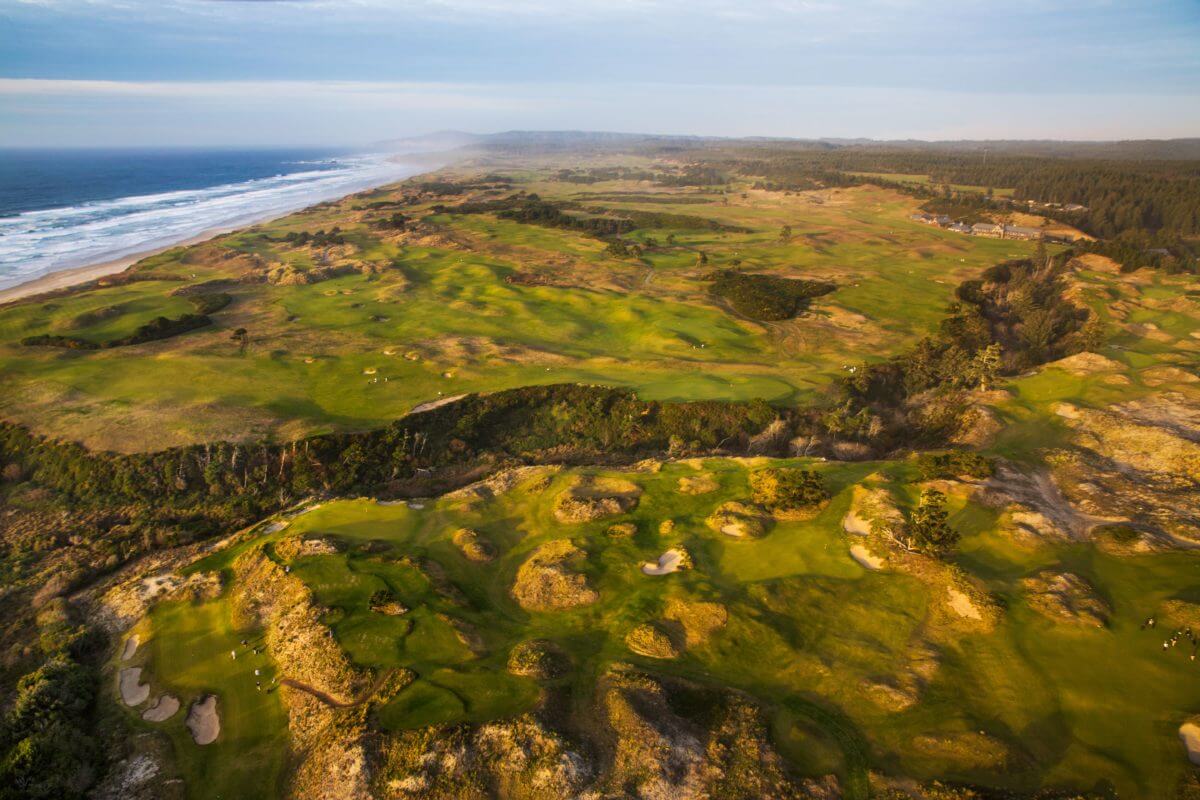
[0,229,233,305]
[0,152,452,306]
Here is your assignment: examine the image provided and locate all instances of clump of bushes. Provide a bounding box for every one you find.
[916,451,994,481]
[106,314,212,347]
[749,468,830,514]
[186,293,231,315]
[0,600,103,800]
[18,335,99,350]
[705,270,835,321]
[283,227,345,247]
[23,313,214,350]
[506,639,569,679]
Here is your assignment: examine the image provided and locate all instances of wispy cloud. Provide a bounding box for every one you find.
[0,78,526,110]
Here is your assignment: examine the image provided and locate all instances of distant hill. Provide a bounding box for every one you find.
[381,130,1200,161]
[370,130,485,153]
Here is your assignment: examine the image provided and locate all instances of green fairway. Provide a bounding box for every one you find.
[126,598,289,800]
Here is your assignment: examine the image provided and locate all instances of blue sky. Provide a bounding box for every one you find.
[0,0,1197,146]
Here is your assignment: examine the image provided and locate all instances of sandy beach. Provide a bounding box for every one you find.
[0,229,226,305]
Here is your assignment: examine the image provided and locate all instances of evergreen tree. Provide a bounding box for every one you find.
[906,489,959,556]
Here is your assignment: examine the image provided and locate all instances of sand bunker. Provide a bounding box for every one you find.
[842,509,871,536]
[947,588,983,620]
[849,544,884,570]
[121,634,140,661]
[186,695,220,745]
[118,668,150,707]
[641,549,684,576]
[142,694,180,722]
[1180,722,1200,765]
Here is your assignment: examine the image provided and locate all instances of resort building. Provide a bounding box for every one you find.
[971,222,1004,238]
[1003,225,1045,241]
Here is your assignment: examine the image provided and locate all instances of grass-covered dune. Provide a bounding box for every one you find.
[120,458,1200,799]
[0,158,1043,453]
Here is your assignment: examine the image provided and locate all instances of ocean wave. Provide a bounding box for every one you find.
[0,153,420,291]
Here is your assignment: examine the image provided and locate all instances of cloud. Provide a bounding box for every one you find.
[0,78,523,110]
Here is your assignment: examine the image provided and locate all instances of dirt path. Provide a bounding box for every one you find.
[280,668,398,708]
[411,394,467,415]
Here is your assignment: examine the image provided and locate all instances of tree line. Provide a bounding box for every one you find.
[676,146,1200,245]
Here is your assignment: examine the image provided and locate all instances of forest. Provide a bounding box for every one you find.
[673,145,1200,244]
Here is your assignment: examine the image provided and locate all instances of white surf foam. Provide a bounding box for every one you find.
[0,153,421,291]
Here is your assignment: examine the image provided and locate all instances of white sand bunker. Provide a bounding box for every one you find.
[121,634,140,661]
[849,544,883,571]
[118,668,150,707]
[642,549,684,576]
[142,694,180,722]
[842,509,871,536]
[1181,722,1200,765]
[947,588,983,620]
[186,695,220,745]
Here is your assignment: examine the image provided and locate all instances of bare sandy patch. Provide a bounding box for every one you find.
[677,474,719,495]
[1142,365,1198,386]
[142,694,180,722]
[119,667,150,707]
[511,540,599,611]
[849,544,884,570]
[553,475,642,523]
[411,393,467,414]
[1072,253,1121,273]
[705,501,770,538]
[186,695,220,745]
[1048,352,1123,375]
[1180,722,1200,765]
[947,588,983,620]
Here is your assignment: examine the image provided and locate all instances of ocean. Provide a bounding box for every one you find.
[0,148,422,292]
